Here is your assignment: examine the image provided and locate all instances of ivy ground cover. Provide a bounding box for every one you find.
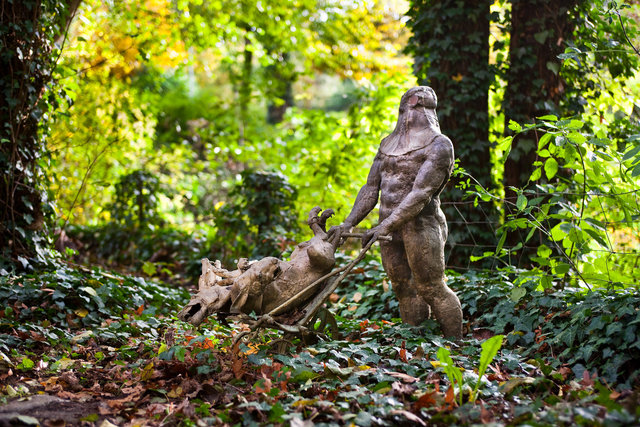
[0,261,639,426]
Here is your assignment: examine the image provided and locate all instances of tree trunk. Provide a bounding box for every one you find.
[502,0,580,265]
[266,53,294,124]
[238,35,253,144]
[0,0,78,264]
[503,0,579,193]
[406,0,497,268]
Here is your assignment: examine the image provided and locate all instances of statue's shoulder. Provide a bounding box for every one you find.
[429,134,454,158]
[380,130,444,156]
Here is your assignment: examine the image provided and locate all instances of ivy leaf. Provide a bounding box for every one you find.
[19,357,35,370]
[544,158,559,179]
[516,194,527,211]
[510,287,526,303]
[142,261,156,276]
[81,286,97,297]
[508,120,522,133]
[534,30,549,44]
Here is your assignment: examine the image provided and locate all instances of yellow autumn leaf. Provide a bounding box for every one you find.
[292,399,318,407]
[167,386,183,398]
[74,308,89,318]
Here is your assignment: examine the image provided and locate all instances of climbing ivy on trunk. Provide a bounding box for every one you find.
[406,0,499,267]
[0,0,77,268]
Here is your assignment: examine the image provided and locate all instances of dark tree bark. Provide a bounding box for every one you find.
[503,0,580,194]
[501,0,580,266]
[0,0,78,264]
[237,35,253,144]
[266,52,294,124]
[406,0,497,268]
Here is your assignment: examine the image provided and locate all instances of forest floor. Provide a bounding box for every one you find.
[1,258,639,426]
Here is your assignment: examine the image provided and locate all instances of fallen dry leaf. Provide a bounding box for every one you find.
[388,372,419,383]
[389,409,426,426]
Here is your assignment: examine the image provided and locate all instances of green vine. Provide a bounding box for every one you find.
[0,0,74,269]
[405,0,500,267]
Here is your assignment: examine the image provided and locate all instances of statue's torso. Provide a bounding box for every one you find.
[378,135,452,220]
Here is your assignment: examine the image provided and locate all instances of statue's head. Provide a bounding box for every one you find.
[399,86,437,114]
[380,86,441,155]
[395,86,440,133]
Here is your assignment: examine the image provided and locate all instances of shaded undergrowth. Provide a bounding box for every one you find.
[0,258,639,426]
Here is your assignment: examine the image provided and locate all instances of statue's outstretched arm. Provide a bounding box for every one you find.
[342,153,383,228]
[365,137,453,243]
[327,153,382,243]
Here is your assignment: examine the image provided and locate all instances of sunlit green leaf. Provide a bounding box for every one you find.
[544,158,559,179]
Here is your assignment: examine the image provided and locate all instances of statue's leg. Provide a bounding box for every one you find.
[381,231,431,324]
[402,214,463,339]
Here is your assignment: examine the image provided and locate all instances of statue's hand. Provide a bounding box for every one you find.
[361,227,379,247]
[362,224,390,247]
[327,223,352,245]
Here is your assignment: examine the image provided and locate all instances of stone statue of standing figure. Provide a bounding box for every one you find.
[329,86,463,338]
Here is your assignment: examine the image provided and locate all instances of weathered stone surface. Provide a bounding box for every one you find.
[330,86,463,338]
[180,87,463,339]
[179,207,340,326]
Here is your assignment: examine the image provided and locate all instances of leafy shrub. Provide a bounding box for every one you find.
[0,262,189,352]
[63,168,211,281]
[108,169,164,228]
[330,252,400,321]
[213,170,300,264]
[468,115,640,290]
[450,269,640,388]
[66,223,209,282]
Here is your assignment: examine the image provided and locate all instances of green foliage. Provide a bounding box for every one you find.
[67,223,209,282]
[3,0,640,423]
[330,252,400,321]
[437,346,464,405]
[473,334,504,402]
[214,170,299,263]
[1,263,639,424]
[451,269,640,388]
[561,1,640,114]
[49,73,159,226]
[258,75,410,228]
[436,334,504,405]
[0,1,73,266]
[44,0,413,272]
[109,169,163,227]
[0,262,188,352]
[406,0,640,268]
[469,114,640,289]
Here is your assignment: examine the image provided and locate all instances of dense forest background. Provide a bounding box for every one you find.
[1,0,640,425]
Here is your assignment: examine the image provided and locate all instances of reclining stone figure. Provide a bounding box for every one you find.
[178,207,341,326]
